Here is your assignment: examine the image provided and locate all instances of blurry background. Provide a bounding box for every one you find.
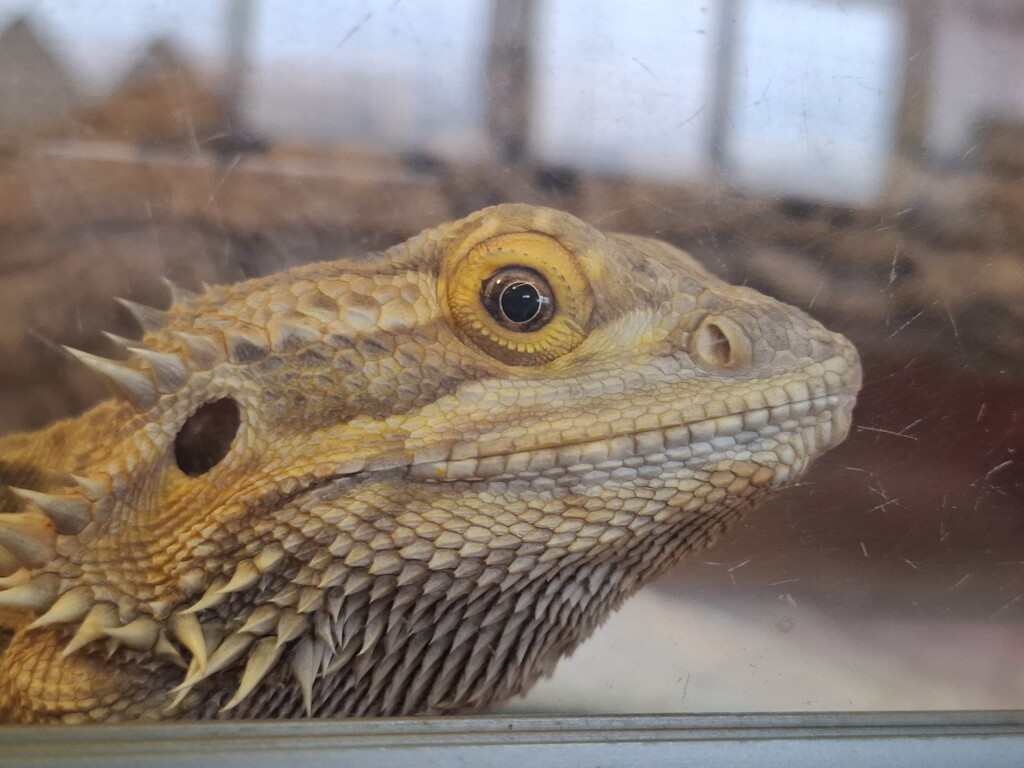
[0,0,1021,713]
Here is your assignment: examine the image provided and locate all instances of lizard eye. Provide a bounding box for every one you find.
[443,231,595,365]
[480,266,555,331]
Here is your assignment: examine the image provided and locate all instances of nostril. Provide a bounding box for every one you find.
[692,315,752,372]
[174,398,241,476]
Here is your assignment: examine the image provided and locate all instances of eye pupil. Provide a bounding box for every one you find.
[500,281,545,324]
[480,266,556,332]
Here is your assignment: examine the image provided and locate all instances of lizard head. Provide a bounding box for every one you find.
[0,204,860,722]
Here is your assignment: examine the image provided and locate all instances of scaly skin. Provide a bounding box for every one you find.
[0,204,861,723]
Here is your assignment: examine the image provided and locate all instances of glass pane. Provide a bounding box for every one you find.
[0,0,1020,732]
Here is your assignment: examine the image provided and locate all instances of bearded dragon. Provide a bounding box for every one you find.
[0,204,860,723]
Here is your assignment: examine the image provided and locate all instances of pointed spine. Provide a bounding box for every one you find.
[0,512,56,568]
[28,587,92,629]
[290,637,319,716]
[68,473,109,501]
[161,277,197,304]
[173,332,226,369]
[204,632,254,676]
[220,636,285,712]
[0,570,31,590]
[64,346,157,410]
[169,612,208,671]
[0,546,22,576]
[275,609,308,648]
[155,630,187,668]
[8,486,91,535]
[115,297,167,333]
[214,560,260,597]
[103,616,160,650]
[253,544,285,573]
[237,604,280,636]
[0,574,58,611]
[101,331,138,350]
[181,576,229,615]
[62,603,118,656]
[129,348,188,391]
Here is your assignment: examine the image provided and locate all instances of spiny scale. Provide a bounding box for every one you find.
[215,560,261,597]
[160,277,197,304]
[0,570,31,590]
[290,637,320,716]
[172,632,254,696]
[27,588,92,629]
[169,612,209,672]
[103,617,160,651]
[0,512,56,570]
[114,297,167,333]
[182,576,229,615]
[63,345,158,410]
[8,486,91,535]
[100,330,138,350]
[172,332,225,368]
[0,574,58,611]
[68,473,108,501]
[61,603,118,657]
[221,636,284,712]
[128,348,188,391]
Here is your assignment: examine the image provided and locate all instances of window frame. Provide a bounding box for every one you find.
[2,711,1023,767]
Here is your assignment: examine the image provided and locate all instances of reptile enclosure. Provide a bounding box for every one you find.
[0,0,1021,737]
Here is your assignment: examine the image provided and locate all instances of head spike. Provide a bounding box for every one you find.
[61,603,118,657]
[318,561,348,589]
[0,512,56,568]
[8,487,91,535]
[0,574,58,611]
[220,636,285,712]
[155,630,187,668]
[181,576,229,615]
[63,346,157,410]
[115,297,167,333]
[253,544,285,574]
[27,587,92,629]
[275,609,308,648]
[0,570,31,590]
[289,637,319,716]
[313,611,335,650]
[237,604,280,636]
[161,277,197,304]
[166,660,205,710]
[104,616,160,650]
[0,547,21,576]
[129,348,188,391]
[173,332,226,369]
[296,586,324,614]
[204,632,255,677]
[68,473,109,502]
[169,612,209,671]
[215,560,260,597]
[101,330,139,350]
[168,632,254,700]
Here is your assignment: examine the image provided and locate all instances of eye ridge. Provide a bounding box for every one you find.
[480,266,556,332]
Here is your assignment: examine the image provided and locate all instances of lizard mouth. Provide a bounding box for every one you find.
[409,391,856,484]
